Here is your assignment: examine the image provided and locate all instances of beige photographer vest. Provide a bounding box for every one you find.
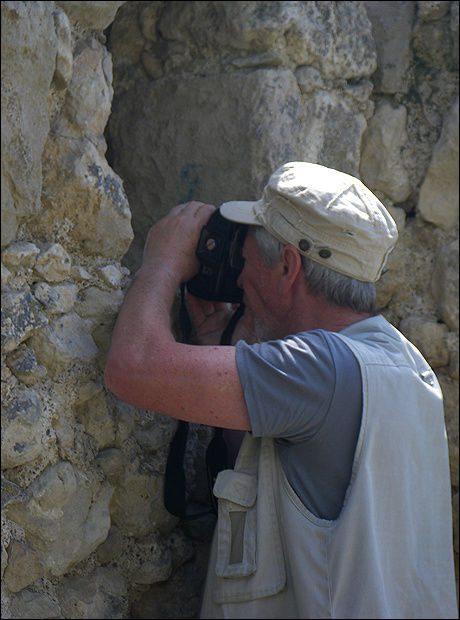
[200,316,457,619]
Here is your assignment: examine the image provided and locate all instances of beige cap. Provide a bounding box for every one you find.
[220,161,398,282]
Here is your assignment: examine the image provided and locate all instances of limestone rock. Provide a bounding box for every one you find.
[439,376,459,485]
[6,345,47,386]
[109,69,312,269]
[5,461,113,577]
[447,339,459,381]
[75,286,124,323]
[3,540,44,592]
[73,380,103,406]
[417,1,451,22]
[431,239,459,330]
[295,66,324,94]
[105,392,136,446]
[95,264,125,288]
[95,525,124,564]
[399,315,450,368]
[412,2,453,67]
[451,1,459,63]
[33,282,78,315]
[132,411,178,452]
[57,567,127,619]
[1,546,7,580]
[1,241,40,271]
[360,100,412,203]
[167,528,197,569]
[131,545,172,585]
[35,137,133,259]
[59,36,113,139]
[75,390,116,451]
[30,311,98,377]
[52,7,73,90]
[375,239,406,311]
[110,467,176,538]
[141,46,164,80]
[1,477,28,509]
[96,448,126,484]
[363,1,415,93]
[70,264,92,282]
[34,243,72,283]
[131,553,206,620]
[8,589,62,619]
[303,89,368,176]
[2,386,44,469]
[108,1,145,67]
[1,1,57,246]
[139,2,163,42]
[1,288,48,354]
[299,1,376,79]
[1,263,12,287]
[55,1,126,31]
[157,1,376,79]
[418,98,459,229]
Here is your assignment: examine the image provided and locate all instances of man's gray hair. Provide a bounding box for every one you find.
[253,226,376,314]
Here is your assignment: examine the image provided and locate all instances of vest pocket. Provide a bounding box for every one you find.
[213,469,258,578]
[212,466,286,604]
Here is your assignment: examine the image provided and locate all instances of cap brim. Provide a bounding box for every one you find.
[219,201,260,225]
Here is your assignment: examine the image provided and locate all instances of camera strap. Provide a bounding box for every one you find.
[163,287,244,520]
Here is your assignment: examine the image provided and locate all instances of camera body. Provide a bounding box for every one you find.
[186,209,248,303]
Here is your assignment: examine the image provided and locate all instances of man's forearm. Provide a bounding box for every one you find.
[103,201,251,431]
[105,262,179,387]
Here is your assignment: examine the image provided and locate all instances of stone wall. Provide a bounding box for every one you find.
[1,1,458,618]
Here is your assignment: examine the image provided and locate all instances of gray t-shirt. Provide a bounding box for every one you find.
[235,330,362,520]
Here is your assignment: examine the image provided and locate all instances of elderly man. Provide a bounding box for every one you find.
[105,162,457,619]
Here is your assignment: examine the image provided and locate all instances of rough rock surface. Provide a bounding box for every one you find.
[1,1,458,618]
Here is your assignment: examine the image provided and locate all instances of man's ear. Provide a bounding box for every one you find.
[279,244,303,294]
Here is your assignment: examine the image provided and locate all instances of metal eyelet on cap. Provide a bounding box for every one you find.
[319,248,332,259]
[298,239,310,252]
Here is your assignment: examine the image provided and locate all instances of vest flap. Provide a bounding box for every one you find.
[213,469,257,507]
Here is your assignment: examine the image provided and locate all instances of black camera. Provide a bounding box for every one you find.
[186,209,248,303]
[167,210,247,521]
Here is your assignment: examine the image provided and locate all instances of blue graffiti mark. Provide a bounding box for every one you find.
[179,164,201,202]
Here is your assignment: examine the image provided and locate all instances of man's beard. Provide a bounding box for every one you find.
[234,306,278,344]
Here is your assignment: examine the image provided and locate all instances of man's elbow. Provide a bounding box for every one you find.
[104,348,140,404]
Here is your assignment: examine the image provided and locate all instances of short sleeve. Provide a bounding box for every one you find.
[235,331,338,442]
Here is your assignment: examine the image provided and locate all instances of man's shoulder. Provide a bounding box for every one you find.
[288,329,361,365]
[237,329,360,381]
